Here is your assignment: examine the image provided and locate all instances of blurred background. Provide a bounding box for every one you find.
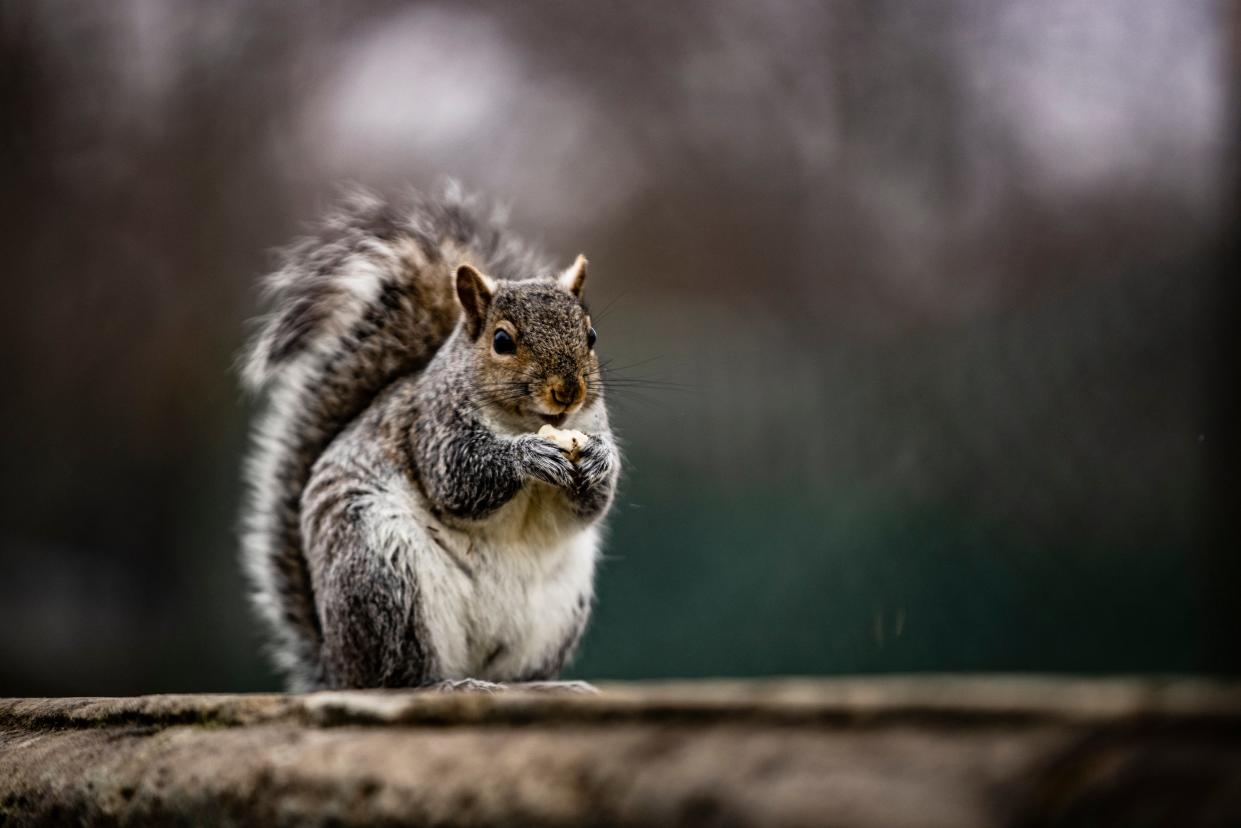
[1,1,1236,695]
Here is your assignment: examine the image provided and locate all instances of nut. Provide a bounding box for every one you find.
[537,425,588,460]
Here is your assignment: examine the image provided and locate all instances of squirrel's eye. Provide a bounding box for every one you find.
[586,327,597,349]
[493,329,516,355]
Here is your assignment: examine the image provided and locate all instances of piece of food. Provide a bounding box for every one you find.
[537,424,588,460]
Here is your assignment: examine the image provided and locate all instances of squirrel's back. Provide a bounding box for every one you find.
[241,184,553,689]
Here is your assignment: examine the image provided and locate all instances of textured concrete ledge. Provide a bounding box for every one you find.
[2,677,1240,827]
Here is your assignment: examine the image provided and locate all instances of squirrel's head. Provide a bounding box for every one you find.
[454,255,600,428]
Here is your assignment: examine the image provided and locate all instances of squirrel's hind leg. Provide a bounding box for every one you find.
[304,477,437,689]
[315,546,434,688]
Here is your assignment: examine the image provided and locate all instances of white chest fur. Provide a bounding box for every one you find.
[377,476,598,681]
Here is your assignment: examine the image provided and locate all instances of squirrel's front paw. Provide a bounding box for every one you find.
[574,435,616,490]
[515,434,576,489]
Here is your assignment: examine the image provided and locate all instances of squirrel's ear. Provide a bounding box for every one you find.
[558,254,587,298]
[455,264,496,338]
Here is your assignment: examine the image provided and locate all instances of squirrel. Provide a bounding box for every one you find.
[240,184,620,692]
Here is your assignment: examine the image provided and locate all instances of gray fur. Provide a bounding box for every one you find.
[241,183,618,690]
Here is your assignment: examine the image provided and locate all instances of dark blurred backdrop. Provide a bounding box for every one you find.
[1,0,1237,695]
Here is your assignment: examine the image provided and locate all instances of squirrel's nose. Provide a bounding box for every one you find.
[551,376,583,407]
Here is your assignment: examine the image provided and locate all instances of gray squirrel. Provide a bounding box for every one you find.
[240,184,620,691]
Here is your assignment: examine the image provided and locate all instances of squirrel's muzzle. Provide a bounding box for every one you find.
[549,375,586,409]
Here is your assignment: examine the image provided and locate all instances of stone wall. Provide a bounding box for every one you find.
[2,678,1239,826]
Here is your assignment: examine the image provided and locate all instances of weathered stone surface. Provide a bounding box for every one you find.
[1,677,1239,826]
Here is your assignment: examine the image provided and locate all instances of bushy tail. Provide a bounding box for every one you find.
[240,184,548,689]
